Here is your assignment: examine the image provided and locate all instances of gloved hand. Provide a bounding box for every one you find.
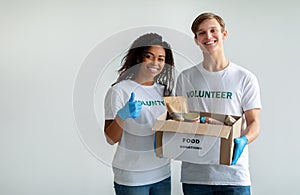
[117,92,142,120]
[231,135,248,165]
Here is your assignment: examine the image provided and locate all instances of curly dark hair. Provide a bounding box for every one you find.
[112,33,175,96]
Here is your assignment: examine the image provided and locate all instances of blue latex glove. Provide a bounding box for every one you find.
[231,135,248,165]
[117,92,142,120]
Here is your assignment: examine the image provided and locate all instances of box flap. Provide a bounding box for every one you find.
[152,119,232,139]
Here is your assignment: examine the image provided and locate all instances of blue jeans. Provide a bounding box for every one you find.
[114,177,171,195]
[182,183,250,195]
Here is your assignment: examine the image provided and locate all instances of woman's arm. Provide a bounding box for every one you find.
[104,115,125,145]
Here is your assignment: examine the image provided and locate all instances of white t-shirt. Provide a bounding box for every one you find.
[176,62,262,186]
[104,80,171,186]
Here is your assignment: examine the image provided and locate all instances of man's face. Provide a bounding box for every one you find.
[194,18,227,54]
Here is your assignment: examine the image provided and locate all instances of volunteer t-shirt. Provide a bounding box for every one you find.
[176,62,262,186]
[105,80,170,186]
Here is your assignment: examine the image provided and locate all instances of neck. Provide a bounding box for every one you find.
[202,51,229,72]
[133,77,154,86]
[141,81,155,86]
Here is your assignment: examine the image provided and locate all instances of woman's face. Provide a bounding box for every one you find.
[136,45,166,84]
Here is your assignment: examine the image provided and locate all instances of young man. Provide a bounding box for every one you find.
[176,12,262,194]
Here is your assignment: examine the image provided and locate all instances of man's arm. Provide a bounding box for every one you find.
[243,108,260,144]
[231,108,260,165]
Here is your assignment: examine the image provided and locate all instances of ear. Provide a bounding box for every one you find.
[194,37,200,46]
[136,56,142,64]
[222,30,228,40]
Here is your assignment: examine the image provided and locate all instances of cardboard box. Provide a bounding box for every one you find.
[152,111,242,165]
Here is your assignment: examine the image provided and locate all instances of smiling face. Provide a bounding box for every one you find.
[135,45,166,85]
[194,18,227,54]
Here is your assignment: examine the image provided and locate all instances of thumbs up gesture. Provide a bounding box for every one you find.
[117,92,142,120]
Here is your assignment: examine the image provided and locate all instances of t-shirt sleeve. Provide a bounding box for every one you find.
[175,72,185,96]
[104,87,125,120]
[242,73,262,111]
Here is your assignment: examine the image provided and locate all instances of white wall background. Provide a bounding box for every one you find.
[1,0,300,194]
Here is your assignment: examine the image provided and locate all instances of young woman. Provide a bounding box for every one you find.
[104,33,175,195]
